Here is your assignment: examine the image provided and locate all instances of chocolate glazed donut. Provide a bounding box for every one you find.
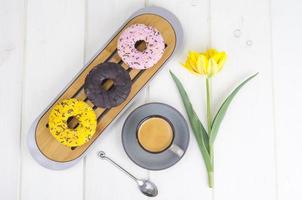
[84,62,131,108]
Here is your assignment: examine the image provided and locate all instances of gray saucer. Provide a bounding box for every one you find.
[122,103,190,170]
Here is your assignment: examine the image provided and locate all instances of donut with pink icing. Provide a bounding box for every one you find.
[117,24,165,69]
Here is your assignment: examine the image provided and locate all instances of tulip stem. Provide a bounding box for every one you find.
[206,77,214,188]
[206,77,212,134]
[208,170,214,188]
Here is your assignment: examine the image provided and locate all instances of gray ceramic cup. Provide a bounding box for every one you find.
[122,103,190,170]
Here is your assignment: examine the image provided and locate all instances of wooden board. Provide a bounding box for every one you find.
[272,0,302,199]
[146,1,214,200]
[210,0,277,199]
[21,0,86,199]
[0,1,24,199]
[34,13,177,162]
[83,2,150,200]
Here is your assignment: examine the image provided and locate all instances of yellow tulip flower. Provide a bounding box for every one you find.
[183,49,227,77]
[172,47,257,188]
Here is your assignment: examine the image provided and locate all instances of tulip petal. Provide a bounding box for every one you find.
[182,52,198,74]
[182,51,202,75]
[183,63,201,75]
[217,52,227,72]
[208,58,219,77]
[196,54,208,75]
[205,49,218,58]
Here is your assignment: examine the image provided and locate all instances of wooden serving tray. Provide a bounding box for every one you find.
[28,6,183,169]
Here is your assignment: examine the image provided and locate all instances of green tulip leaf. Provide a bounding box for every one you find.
[209,73,258,144]
[170,70,212,171]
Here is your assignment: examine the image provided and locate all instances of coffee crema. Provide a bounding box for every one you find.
[137,117,174,153]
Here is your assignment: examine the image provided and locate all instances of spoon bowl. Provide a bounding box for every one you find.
[137,179,158,197]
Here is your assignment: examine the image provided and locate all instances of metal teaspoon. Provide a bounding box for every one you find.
[97,151,158,197]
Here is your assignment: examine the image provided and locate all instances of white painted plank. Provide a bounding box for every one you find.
[21,0,85,200]
[147,0,213,199]
[0,0,24,199]
[271,0,302,199]
[83,1,148,200]
[210,0,276,199]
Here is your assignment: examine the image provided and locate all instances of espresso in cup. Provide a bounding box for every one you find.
[137,117,174,153]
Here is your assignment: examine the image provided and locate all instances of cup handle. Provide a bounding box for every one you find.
[168,144,184,157]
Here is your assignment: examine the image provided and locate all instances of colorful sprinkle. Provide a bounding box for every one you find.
[48,98,97,147]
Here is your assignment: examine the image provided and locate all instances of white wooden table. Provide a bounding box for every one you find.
[1,0,301,199]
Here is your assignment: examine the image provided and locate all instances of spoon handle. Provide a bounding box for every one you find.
[98,151,137,182]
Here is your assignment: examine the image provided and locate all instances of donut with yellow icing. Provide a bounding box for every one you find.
[48,98,97,147]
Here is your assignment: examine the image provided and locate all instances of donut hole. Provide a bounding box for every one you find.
[101,79,114,91]
[134,40,147,52]
[67,116,80,129]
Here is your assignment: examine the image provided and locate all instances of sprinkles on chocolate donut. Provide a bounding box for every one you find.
[84,62,131,108]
